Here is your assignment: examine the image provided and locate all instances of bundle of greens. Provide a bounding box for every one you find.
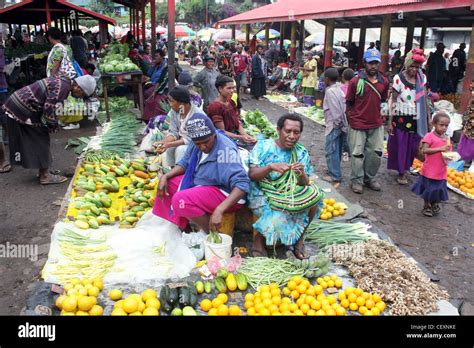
[244,109,277,139]
[99,43,139,74]
[105,97,134,113]
[98,112,141,156]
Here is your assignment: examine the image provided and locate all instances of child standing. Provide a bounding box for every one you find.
[411,112,451,216]
[321,67,347,187]
[340,68,355,160]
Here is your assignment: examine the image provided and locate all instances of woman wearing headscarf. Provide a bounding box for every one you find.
[3,75,96,184]
[153,113,249,233]
[388,48,430,185]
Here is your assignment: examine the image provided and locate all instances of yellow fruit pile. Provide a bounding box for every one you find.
[447,168,474,196]
[110,288,160,316]
[56,278,104,316]
[200,293,242,316]
[315,274,343,290]
[320,198,346,220]
[339,287,386,316]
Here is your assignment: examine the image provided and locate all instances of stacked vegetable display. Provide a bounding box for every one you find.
[244,109,278,139]
[319,197,347,220]
[55,277,106,316]
[99,42,140,74]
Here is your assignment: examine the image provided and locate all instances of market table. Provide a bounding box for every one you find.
[101,71,144,122]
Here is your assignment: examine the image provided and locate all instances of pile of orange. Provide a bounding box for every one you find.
[447,168,474,196]
[320,198,346,220]
[200,293,242,316]
[339,287,386,316]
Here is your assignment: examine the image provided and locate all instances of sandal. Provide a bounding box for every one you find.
[422,207,434,217]
[0,162,11,173]
[396,174,409,185]
[40,174,68,185]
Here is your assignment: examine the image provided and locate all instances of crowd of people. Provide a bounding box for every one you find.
[0,25,472,255]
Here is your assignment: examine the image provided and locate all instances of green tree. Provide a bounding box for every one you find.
[90,0,114,14]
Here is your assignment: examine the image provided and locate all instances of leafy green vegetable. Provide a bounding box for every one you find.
[244,109,277,139]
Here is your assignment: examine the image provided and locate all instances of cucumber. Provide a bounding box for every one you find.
[189,285,198,307]
[159,285,170,305]
[161,301,173,314]
[178,287,190,308]
[215,277,227,293]
[204,282,212,294]
[195,281,204,294]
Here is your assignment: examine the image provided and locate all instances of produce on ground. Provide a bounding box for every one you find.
[98,111,142,156]
[337,287,387,316]
[411,158,423,172]
[319,198,347,220]
[328,240,449,315]
[200,293,242,316]
[66,137,91,155]
[159,283,198,315]
[299,106,325,124]
[305,220,377,249]
[110,288,161,316]
[47,228,117,284]
[243,109,278,139]
[238,255,329,290]
[447,168,474,198]
[55,277,105,316]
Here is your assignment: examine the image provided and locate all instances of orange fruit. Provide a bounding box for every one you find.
[268,304,279,314]
[311,300,321,310]
[376,301,386,312]
[336,307,346,316]
[208,308,218,316]
[359,306,368,315]
[348,293,357,303]
[200,299,212,312]
[300,303,310,314]
[356,297,366,306]
[290,290,300,300]
[340,299,350,308]
[211,298,223,308]
[287,280,297,290]
[217,304,229,316]
[279,302,290,312]
[244,293,254,302]
[349,303,358,311]
[259,308,271,316]
[282,287,291,296]
[228,305,242,316]
[297,284,307,294]
[272,296,282,306]
[289,303,298,312]
[244,301,254,310]
[262,298,272,308]
[270,288,281,297]
[365,299,375,309]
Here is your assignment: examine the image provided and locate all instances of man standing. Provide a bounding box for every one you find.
[346,49,389,194]
[449,43,467,93]
[426,43,446,92]
[232,45,250,100]
[193,55,219,111]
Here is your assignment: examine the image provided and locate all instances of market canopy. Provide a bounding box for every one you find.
[256,29,280,40]
[0,0,116,26]
[217,0,474,28]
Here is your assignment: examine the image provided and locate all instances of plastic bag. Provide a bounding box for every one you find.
[447,160,465,171]
[182,231,207,262]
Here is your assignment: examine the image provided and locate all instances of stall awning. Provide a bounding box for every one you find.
[217,0,474,28]
[0,0,116,26]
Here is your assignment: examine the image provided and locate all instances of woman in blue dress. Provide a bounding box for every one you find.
[248,113,324,259]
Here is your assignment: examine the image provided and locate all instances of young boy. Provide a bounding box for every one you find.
[322,67,347,187]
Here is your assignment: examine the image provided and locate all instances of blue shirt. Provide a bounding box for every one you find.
[177,132,250,194]
[147,59,167,84]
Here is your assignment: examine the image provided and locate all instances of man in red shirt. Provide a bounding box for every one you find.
[231,45,250,100]
[346,49,389,194]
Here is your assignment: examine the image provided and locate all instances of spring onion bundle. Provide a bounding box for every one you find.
[305,221,378,249]
[99,112,141,156]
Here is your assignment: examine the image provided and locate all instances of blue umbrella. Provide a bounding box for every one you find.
[256,29,280,40]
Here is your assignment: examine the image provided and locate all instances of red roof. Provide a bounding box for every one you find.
[218,0,473,25]
[0,0,116,26]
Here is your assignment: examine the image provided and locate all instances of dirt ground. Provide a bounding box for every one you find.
[0,96,472,315]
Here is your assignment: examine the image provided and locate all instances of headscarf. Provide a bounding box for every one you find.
[74,75,96,97]
[404,48,425,70]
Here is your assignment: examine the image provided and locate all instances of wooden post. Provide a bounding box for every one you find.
[151,0,156,53]
[380,14,392,73]
[299,20,305,51]
[245,24,250,46]
[232,25,236,41]
[280,22,284,53]
[419,23,427,49]
[405,12,416,55]
[290,21,297,62]
[141,5,146,45]
[264,22,270,47]
[168,0,176,90]
[130,9,133,36]
[45,0,52,27]
[135,8,139,42]
[324,19,335,69]
[348,26,353,44]
[99,21,108,47]
[358,19,367,68]
[75,16,79,31]
[460,24,474,112]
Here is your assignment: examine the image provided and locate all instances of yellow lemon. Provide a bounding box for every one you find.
[217,304,229,316]
[114,300,125,309]
[76,311,89,316]
[320,281,328,289]
[334,279,343,288]
[344,287,354,296]
[356,297,366,307]
[341,299,350,308]
[371,307,381,316]
[245,293,254,302]
[262,298,273,308]
[60,310,75,316]
[129,294,142,303]
[259,308,271,316]
[327,280,335,288]
[55,295,67,310]
[81,278,92,286]
[217,293,228,304]
[282,297,292,304]
[354,288,363,296]
[129,311,142,316]
[88,305,103,316]
[77,296,94,312]
[244,301,254,310]
[200,299,212,312]
[304,296,315,305]
[62,296,78,312]
[336,307,346,316]
[74,284,84,290]
[268,304,279,314]
[315,309,326,316]
[279,303,290,312]
[362,292,371,300]
[142,307,159,316]
[246,307,256,316]
[300,304,310,314]
[229,305,242,316]
[325,308,336,316]
[67,289,77,296]
[208,308,218,316]
[365,299,375,309]
[311,300,321,310]
[145,297,161,310]
[211,298,223,308]
[64,283,73,292]
[88,286,100,297]
[272,296,282,306]
[376,301,386,312]
[84,284,93,290]
[359,306,368,315]
[70,278,81,286]
[307,309,317,316]
[364,309,373,316]
[109,289,122,301]
[259,285,270,293]
[123,298,139,314]
[372,293,382,303]
[141,289,157,302]
[349,303,359,311]
[92,279,104,290]
[347,293,358,303]
[282,287,291,296]
[313,285,323,295]
[327,295,336,305]
[137,301,146,313]
[111,308,127,316]
[289,303,299,312]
